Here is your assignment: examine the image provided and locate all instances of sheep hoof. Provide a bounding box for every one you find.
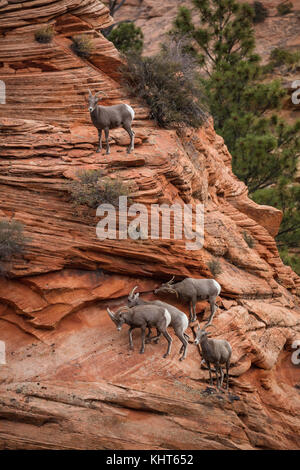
[96,149,101,153]
[139,350,144,354]
[179,356,185,362]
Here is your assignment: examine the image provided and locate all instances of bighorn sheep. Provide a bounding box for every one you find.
[128,286,190,361]
[154,276,221,325]
[107,304,172,357]
[88,89,135,154]
[194,325,232,390]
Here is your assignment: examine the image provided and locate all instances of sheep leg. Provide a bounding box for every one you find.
[123,122,135,154]
[176,332,188,361]
[128,327,134,350]
[145,327,152,343]
[219,366,224,389]
[225,360,230,390]
[148,330,162,344]
[205,298,217,326]
[139,327,146,354]
[206,361,213,386]
[215,364,221,390]
[104,128,110,154]
[188,301,194,323]
[161,329,172,358]
[96,129,102,153]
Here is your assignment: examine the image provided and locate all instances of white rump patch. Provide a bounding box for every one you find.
[164,309,171,327]
[125,104,135,120]
[212,279,221,296]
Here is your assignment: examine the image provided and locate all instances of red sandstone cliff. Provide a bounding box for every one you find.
[0,0,299,450]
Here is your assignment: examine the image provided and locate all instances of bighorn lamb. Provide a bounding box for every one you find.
[88,89,135,154]
[194,325,232,390]
[154,276,221,324]
[107,305,172,357]
[128,286,190,361]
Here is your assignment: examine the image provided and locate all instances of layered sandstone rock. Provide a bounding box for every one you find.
[0,0,299,450]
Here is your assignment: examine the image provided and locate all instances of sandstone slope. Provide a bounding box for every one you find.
[0,0,299,450]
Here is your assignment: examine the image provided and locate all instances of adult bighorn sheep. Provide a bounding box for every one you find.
[88,89,135,154]
[194,325,232,390]
[107,304,172,357]
[154,276,221,325]
[128,286,190,361]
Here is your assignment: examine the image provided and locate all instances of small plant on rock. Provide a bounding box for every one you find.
[34,25,55,44]
[71,34,94,58]
[252,2,269,23]
[277,1,293,15]
[0,219,29,276]
[243,231,255,248]
[67,169,131,209]
[207,258,222,277]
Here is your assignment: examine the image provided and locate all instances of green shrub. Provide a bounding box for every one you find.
[71,34,94,58]
[279,249,300,275]
[108,22,144,54]
[269,47,300,70]
[252,2,269,23]
[243,231,255,248]
[122,39,208,129]
[0,219,28,275]
[207,258,222,277]
[277,1,293,15]
[68,170,131,209]
[34,25,55,44]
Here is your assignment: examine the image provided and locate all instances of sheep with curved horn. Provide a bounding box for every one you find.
[127,285,190,361]
[88,89,135,154]
[107,304,172,357]
[194,324,232,390]
[154,276,221,324]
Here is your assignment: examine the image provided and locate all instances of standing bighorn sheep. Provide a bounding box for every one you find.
[88,89,135,154]
[194,325,232,390]
[128,286,190,361]
[107,304,172,357]
[154,276,221,325]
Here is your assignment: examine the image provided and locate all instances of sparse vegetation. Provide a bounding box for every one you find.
[277,1,293,16]
[268,47,300,71]
[122,39,208,128]
[34,25,55,44]
[243,231,255,248]
[0,219,28,276]
[208,258,222,277]
[71,34,94,58]
[108,22,144,54]
[67,170,131,209]
[252,2,268,23]
[172,0,300,275]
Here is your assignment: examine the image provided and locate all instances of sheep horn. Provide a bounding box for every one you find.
[107,307,116,322]
[168,276,175,285]
[88,89,92,96]
[129,286,139,299]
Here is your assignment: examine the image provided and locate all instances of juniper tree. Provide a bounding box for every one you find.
[171,0,300,273]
